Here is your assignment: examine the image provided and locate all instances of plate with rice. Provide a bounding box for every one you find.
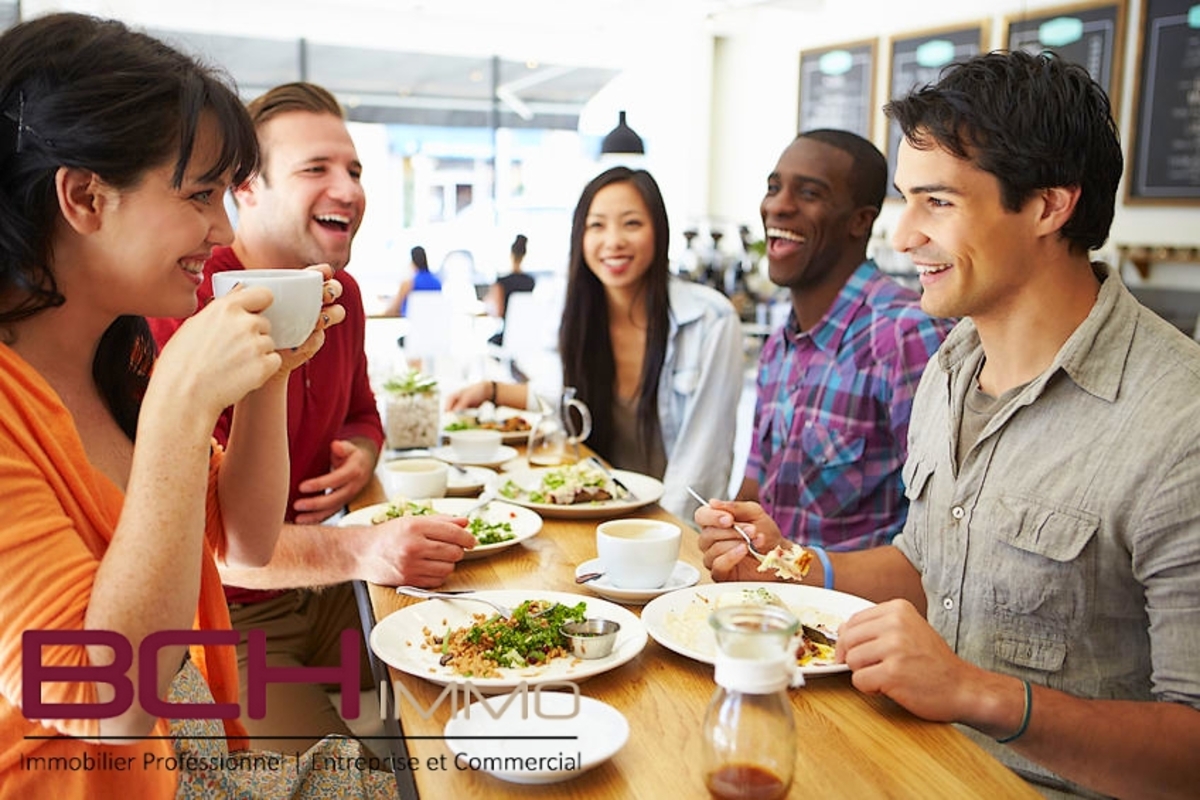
[641,582,874,676]
[370,589,647,691]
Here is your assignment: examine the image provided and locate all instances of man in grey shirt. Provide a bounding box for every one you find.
[696,51,1200,798]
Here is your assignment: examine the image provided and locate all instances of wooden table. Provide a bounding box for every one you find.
[351,470,1038,799]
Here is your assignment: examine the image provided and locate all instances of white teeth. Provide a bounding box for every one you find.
[766,227,806,243]
[316,214,350,224]
[917,263,951,275]
[180,261,205,275]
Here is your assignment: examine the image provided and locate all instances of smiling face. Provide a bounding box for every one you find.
[582,181,656,298]
[235,110,364,270]
[66,114,236,322]
[891,136,1038,323]
[760,137,875,292]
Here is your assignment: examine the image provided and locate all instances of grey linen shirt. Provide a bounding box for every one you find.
[893,264,1200,797]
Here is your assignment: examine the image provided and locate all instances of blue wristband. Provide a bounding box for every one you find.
[809,545,834,590]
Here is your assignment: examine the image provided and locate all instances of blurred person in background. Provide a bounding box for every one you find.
[486,233,535,345]
[381,244,441,317]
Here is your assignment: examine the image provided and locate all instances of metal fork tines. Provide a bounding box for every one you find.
[395,587,557,620]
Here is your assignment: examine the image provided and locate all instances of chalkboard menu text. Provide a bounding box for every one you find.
[885,23,987,199]
[1004,0,1125,109]
[1130,0,1200,201]
[798,40,876,141]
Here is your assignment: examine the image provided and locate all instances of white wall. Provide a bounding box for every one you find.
[708,0,1200,290]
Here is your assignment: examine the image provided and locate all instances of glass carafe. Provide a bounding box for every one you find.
[528,387,592,467]
[702,605,801,800]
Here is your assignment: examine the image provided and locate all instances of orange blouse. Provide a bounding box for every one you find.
[0,344,247,799]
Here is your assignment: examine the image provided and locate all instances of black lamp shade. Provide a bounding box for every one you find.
[600,110,644,155]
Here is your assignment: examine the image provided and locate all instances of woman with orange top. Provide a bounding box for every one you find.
[0,14,391,798]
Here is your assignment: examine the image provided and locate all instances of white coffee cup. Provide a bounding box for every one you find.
[381,458,448,500]
[595,518,682,589]
[212,268,323,350]
[447,429,502,463]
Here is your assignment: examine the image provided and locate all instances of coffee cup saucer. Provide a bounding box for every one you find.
[574,558,701,605]
[430,444,518,468]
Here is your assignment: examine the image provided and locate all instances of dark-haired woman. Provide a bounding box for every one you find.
[448,167,743,519]
[0,14,395,798]
[381,244,441,317]
[485,233,535,344]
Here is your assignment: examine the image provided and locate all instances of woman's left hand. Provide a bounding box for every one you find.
[275,264,345,374]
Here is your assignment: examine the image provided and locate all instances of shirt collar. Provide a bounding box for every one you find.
[783,260,877,355]
[667,276,708,327]
[937,263,1134,403]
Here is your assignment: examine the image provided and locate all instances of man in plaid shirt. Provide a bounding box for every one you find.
[740,130,952,549]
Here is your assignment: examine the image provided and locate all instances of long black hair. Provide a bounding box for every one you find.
[0,13,258,438]
[559,167,671,463]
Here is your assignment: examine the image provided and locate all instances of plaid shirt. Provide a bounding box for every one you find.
[747,261,952,549]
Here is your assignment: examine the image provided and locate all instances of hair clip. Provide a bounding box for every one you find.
[4,92,51,153]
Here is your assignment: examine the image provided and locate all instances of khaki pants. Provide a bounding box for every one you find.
[229,584,374,755]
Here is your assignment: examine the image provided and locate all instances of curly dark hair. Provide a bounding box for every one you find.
[884,50,1122,254]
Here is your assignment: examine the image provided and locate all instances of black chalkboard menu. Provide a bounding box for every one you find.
[1129,0,1200,201]
[797,40,876,141]
[885,24,987,199]
[1004,1,1125,108]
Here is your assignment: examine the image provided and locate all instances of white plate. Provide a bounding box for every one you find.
[340,498,541,560]
[487,467,664,519]
[574,559,701,605]
[370,589,647,691]
[443,408,536,445]
[444,693,628,784]
[431,444,519,468]
[445,465,496,496]
[641,582,875,676]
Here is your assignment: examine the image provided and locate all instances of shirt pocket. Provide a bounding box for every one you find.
[671,367,700,397]
[784,423,867,517]
[985,495,1099,676]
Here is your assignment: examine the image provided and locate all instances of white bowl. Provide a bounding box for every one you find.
[447,429,503,463]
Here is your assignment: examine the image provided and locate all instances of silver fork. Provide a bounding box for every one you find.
[686,486,767,562]
[394,586,558,620]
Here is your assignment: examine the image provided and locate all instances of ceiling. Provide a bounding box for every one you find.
[156,28,619,129]
[8,0,822,129]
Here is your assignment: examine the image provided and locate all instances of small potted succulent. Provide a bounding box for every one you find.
[383,369,440,450]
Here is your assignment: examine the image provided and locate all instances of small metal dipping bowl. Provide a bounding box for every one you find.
[561,619,621,659]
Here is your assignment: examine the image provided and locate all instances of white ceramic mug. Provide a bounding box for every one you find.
[448,429,502,463]
[381,458,448,500]
[212,268,322,349]
[595,518,682,589]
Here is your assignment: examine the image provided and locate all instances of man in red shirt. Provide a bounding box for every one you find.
[150,82,475,753]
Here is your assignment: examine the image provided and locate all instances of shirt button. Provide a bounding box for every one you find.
[951,506,965,520]
[942,597,954,610]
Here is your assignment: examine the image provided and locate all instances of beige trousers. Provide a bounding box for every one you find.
[229,584,375,755]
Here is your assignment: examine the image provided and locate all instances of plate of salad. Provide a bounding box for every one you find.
[488,464,663,519]
[340,498,542,559]
[370,589,647,691]
[442,407,536,444]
